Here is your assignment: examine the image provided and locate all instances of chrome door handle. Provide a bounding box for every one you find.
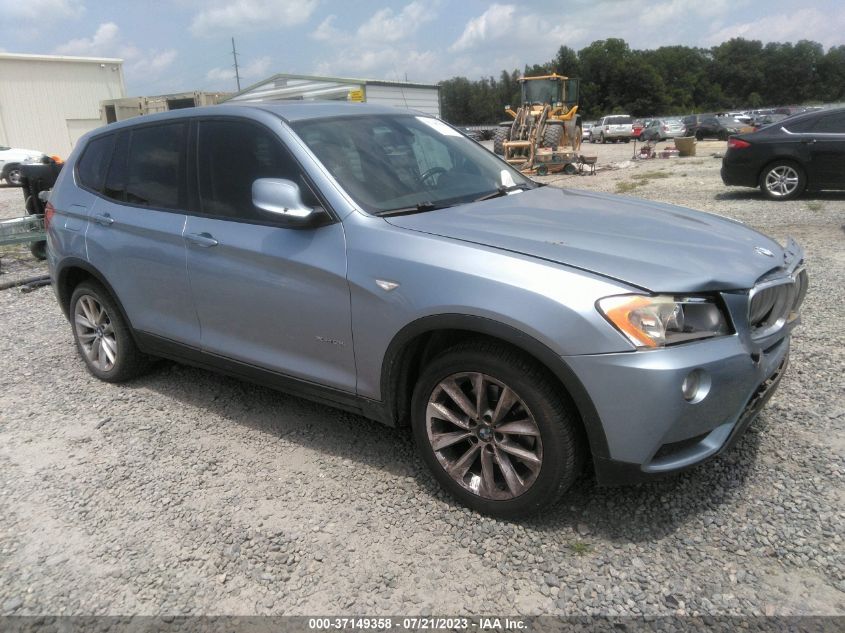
[185,232,218,247]
[93,213,114,226]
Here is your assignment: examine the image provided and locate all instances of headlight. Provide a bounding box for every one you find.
[597,294,729,348]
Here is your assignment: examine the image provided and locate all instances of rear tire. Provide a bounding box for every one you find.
[759,160,806,201]
[493,126,510,156]
[70,280,151,383]
[411,340,583,518]
[29,240,46,260]
[4,165,22,186]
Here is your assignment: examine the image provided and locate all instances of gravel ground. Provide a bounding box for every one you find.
[0,142,843,617]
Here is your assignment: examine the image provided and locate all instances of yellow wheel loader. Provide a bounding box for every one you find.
[493,74,581,172]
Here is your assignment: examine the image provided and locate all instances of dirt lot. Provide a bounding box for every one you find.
[0,141,843,617]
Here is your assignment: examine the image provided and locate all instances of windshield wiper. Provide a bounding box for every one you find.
[474,184,529,202]
[376,201,446,217]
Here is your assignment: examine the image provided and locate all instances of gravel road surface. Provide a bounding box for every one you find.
[0,141,843,617]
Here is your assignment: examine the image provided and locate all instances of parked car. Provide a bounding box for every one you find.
[0,146,45,186]
[48,103,806,517]
[590,115,634,143]
[683,114,739,140]
[722,106,845,200]
[581,122,595,141]
[639,118,686,142]
[632,120,645,138]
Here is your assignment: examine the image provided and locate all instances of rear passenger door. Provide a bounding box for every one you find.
[84,122,200,346]
[807,112,845,187]
[183,118,356,392]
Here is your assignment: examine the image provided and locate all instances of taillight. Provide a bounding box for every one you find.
[727,138,750,150]
[44,201,55,231]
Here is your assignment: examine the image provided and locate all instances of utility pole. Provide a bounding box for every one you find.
[231,37,241,91]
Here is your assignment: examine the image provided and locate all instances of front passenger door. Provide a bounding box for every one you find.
[184,118,356,392]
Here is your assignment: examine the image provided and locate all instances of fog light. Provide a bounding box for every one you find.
[682,369,710,403]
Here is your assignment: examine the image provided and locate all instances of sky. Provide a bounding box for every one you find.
[1,0,843,96]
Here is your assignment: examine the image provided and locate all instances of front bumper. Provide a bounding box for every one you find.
[564,332,790,485]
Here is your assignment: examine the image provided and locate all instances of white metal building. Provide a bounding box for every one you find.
[225,73,441,117]
[0,53,125,158]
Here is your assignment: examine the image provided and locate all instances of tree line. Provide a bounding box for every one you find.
[439,38,845,124]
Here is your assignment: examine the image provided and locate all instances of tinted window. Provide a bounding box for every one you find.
[606,116,632,124]
[813,113,845,133]
[783,117,817,133]
[125,123,186,209]
[77,135,114,192]
[103,132,129,201]
[197,119,317,222]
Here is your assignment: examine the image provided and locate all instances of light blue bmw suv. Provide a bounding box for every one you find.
[46,102,807,517]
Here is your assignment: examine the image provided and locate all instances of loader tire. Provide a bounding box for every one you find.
[542,123,564,150]
[493,126,510,156]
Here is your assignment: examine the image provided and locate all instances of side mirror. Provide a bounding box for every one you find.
[252,178,325,228]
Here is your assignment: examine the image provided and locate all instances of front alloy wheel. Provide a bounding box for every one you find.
[426,372,542,500]
[412,342,582,518]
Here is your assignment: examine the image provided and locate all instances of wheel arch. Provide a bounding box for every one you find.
[380,314,610,460]
[756,155,806,186]
[55,258,136,336]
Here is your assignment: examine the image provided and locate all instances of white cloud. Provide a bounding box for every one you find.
[705,8,845,48]
[357,1,435,43]
[0,0,83,22]
[207,56,272,83]
[311,15,341,42]
[54,23,176,82]
[309,2,440,81]
[54,22,129,57]
[190,0,318,37]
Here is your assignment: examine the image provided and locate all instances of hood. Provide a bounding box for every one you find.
[385,187,787,292]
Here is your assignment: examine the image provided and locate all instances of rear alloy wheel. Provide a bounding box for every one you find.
[70,281,150,382]
[412,342,582,518]
[760,161,805,201]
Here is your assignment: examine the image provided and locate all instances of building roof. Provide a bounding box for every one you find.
[0,52,123,65]
[226,72,439,102]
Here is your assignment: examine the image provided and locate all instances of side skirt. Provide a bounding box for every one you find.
[134,331,395,426]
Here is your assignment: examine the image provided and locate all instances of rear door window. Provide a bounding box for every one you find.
[77,135,114,192]
[125,123,187,209]
[813,113,845,134]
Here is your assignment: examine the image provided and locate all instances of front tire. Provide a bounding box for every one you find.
[760,161,806,201]
[541,123,564,150]
[70,281,150,382]
[411,341,583,518]
[493,126,509,156]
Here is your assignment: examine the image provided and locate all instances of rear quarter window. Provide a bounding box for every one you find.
[76,135,115,192]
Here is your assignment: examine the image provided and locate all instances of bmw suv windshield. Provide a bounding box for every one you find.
[291,114,534,215]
